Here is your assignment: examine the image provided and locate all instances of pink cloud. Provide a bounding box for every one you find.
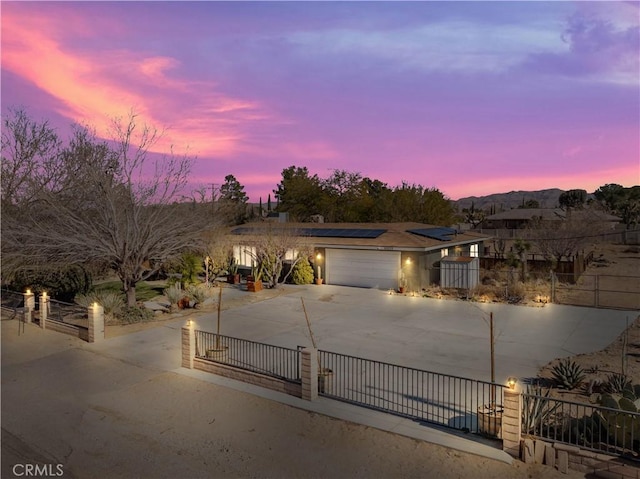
[1,6,274,158]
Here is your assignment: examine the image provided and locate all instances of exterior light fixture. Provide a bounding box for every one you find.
[405,258,412,265]
[507,377,518,390]
[26,289,31,295]
[316,253,322,260]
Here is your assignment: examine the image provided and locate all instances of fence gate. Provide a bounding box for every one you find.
[318,350,504,437]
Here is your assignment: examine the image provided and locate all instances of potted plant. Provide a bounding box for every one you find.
[315,265,323,285]
[226,257,240,285]
[398,273,407,294]
[247,263,264,292]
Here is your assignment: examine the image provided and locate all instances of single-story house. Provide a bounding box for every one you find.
[480,208,565,229]
[229,222,490,291]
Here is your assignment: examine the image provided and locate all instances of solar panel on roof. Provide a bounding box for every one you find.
[407,227,457,241]
[231,227,387,239]
[301,228,386,239]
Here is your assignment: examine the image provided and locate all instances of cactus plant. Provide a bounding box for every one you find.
[551,358,585,390]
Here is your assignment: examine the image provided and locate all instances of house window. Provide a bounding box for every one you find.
[234,245,256,267]
[470,244,479,258]
[441,248,448,258]
[284,249,299,261]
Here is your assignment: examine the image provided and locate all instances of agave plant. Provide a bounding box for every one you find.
[551,358,585,390]
[75,290,125,317]
[605,373,632,394]
[522,385,560,434]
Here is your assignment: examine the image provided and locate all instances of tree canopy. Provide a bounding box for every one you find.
[273,165,455,225]
[1,109,210,306]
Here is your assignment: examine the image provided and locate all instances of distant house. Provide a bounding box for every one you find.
[229,222,490,291]
[480,208,564,229]
[480,208,621,230]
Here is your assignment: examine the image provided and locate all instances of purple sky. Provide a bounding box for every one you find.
[2,1,639,202]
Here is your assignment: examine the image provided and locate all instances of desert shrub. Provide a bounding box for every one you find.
[75,291,125,317]
[8,265,92,302]
[291,256,314,285]
[164,284,183,307]
[186,284,208,305]
[551,359,586,390]
[115,306,154,324]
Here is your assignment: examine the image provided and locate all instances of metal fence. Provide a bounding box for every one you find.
[44,297,88,325]
[523,392,640,460]
[552,273,640,310]
[318,350,504,436]
[1,289,24,319]
[194,331,301,382]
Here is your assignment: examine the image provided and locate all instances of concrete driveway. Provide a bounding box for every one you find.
[188,284,637,384]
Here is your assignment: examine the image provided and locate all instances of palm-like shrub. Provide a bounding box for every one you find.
[551,359,585,390]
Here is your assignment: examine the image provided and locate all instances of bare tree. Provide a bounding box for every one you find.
[2,110,209,306]
[1,108,62,210]
[204,227,235,281]
[240,225,313,288]
[528,209,607,266]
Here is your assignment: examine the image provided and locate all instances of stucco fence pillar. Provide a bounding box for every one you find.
[301,347,318,401]
[23,290,35,323]
[39,292,48,329]
[181,320,196,369]
[88,303,104,342]
[502,388,522,458]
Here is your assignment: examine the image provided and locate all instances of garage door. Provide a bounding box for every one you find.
[325,249,400,290]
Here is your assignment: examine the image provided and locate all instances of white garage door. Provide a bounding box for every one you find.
[326,249,400,290]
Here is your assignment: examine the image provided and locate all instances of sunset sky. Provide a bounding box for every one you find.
[2,1,638,202]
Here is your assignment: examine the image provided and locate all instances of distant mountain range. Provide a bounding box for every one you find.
[454,188,566,211]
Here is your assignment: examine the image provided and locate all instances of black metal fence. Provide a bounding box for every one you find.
[523,392,640,460]
[44,297,88,325]
[318,349,504,436]
[194,331,301,382]
[1,289,24,319]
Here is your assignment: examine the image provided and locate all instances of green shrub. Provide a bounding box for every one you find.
[180,252,203,285]
[291,257,314,285]
[8,265,92,302]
